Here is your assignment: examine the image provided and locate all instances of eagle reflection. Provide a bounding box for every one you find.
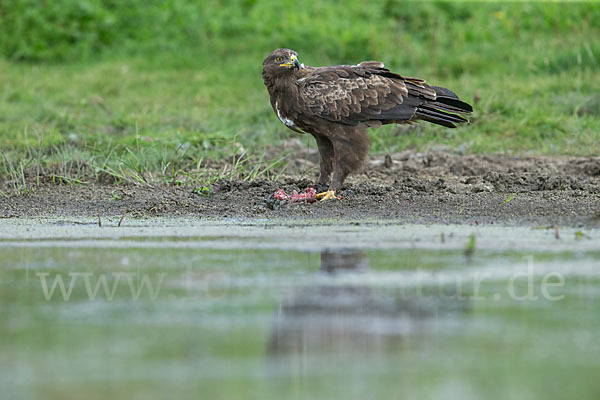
[268,249,469,355]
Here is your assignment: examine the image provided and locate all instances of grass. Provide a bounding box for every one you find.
[1,1,599,193]
[0,139,290,195]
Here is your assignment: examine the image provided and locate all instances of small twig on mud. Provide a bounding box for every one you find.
[118,208,127,227]
[458,200,466,215]
[97,209,101,227]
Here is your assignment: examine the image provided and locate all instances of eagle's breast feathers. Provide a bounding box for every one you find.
[274,101,296,128]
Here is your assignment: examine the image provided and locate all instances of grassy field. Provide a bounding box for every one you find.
[1,1,599,191]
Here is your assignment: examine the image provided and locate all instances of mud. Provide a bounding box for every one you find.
[1,151,599,226]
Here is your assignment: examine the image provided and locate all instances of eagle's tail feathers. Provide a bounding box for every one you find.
[413,85,473,127]
[415,114,457,128]
[425,101,471,115]
[414,107,468,129]
[431,86,473,113]
[433,97,473,113]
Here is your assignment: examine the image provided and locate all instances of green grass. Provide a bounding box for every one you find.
[1,1,599,192]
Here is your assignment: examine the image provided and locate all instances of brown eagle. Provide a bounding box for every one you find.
[262,48,473,200]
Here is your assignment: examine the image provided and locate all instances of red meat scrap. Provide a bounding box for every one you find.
[271,187,317,203]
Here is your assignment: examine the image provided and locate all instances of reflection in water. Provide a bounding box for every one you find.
[268,249,470,355]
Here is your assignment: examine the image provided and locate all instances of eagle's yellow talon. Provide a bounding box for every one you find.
[316,190,338,201]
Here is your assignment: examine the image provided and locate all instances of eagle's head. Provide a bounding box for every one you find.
[262,49,300,81]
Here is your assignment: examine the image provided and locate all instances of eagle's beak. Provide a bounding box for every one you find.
[281,55,300,69]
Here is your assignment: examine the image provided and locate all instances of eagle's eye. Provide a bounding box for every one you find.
[276,56,284,62]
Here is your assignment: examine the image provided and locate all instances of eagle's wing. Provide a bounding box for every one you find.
[299,65,470,128]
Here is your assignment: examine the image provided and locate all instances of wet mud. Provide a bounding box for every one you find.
[1,151,599,226]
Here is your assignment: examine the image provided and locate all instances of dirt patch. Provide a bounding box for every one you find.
[1,151,599,226]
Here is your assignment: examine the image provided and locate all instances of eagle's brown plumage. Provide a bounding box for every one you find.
[262,48,473,197]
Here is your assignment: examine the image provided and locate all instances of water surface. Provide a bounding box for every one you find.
[1,219,599,399]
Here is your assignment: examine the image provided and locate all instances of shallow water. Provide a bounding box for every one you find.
[1,219,599,399]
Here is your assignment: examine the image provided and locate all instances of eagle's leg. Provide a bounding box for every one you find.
[313,134,334,189]
[319,127,369,201]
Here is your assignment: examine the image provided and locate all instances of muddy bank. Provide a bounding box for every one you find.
[1,151,599,226]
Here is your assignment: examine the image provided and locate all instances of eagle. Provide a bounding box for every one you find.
[262,48,473,200]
